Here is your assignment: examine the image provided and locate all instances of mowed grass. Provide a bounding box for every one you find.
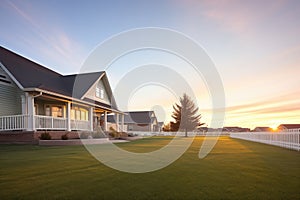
[0,136,299,199]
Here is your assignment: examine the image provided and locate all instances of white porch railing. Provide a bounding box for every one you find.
[230,132,300,151]
[34,115,67,130]
[71,119,90,131]
[0,114,91,131]
[0,114,29,131]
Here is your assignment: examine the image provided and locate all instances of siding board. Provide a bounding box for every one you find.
[0,67,23,116]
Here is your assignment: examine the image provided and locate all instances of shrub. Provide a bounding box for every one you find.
[61,133,68,140]
[108,127,128,139]
[119,132,128,138]
[40,132,51,140]
[109,127,117,132]
[109,127,118,138]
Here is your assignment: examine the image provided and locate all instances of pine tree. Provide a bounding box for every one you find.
[171,93,204,137]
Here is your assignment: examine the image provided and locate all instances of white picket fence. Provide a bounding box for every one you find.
[230,132,300,151]
[284,128,300,132]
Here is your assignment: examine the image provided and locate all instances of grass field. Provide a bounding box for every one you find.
[0,136,299,199]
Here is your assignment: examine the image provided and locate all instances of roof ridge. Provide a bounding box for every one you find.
[63,71,105,77]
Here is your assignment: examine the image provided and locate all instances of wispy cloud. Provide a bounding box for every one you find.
[207,91,300,113]
[4,0,87,73]
[175,0,294,38]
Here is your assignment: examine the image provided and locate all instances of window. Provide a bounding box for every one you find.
[96,87,100,98]
[81,110,87,121]
[52,106,63,117]
[45,106,51,116]
[96,82,105,99]
[71,106,88,121]
[100,89,104,99]
[75,110,81,120]
[45,105,63,117]
[71,109,75,120]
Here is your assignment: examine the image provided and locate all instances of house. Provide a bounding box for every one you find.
[222,126,250,132]
[252,127,272,132]
[0,46,125,138]
[277,124,300,132]
[106,111,159,132]
[157,122,164,132]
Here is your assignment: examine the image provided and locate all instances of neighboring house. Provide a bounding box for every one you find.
[277,124,300,132]
[157,122,164,132]
[0,46,124,133]
[253,127,272,132]
[222,126,250,132]
[107,111,159,132]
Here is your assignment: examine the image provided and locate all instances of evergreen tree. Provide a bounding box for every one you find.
[171,93,204,136]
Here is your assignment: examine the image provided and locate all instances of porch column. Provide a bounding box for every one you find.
[116,113,119,132]
[121,114,125,132]
[89,107,94,131]
[26,93,35,131]
[103,111,108,131]
[66,102,71,131]
[21,95,26,115]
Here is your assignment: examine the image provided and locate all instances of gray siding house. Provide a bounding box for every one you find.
[277,124,300,132]
[107,111,159,132]
[0,46,124,133]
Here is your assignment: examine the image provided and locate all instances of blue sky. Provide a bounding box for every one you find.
[1,0,299,129]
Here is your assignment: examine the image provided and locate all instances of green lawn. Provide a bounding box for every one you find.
[0,137,299,199]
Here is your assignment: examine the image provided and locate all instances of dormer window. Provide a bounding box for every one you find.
[100,89,104,99]
[96,83,104,99]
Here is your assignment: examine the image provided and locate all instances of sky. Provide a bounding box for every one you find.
[0,0,299,129]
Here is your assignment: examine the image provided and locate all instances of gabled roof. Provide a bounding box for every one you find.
[124,111,156,124]
[0,46,61,89]
[0,46,116,107]
[107,111,157,124]
[64,72,104,98]
[278,124,300,129]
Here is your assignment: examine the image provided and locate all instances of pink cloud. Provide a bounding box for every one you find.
[174,0,289,37]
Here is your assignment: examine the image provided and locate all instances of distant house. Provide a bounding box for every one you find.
[277,124,300,132]
[253,127,272,132]
[222,126,250,132]
[0,46,124,134]
[107,111,159,132]
[158,122,164,132]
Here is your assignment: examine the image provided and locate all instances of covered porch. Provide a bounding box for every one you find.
[0,92,125,132]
